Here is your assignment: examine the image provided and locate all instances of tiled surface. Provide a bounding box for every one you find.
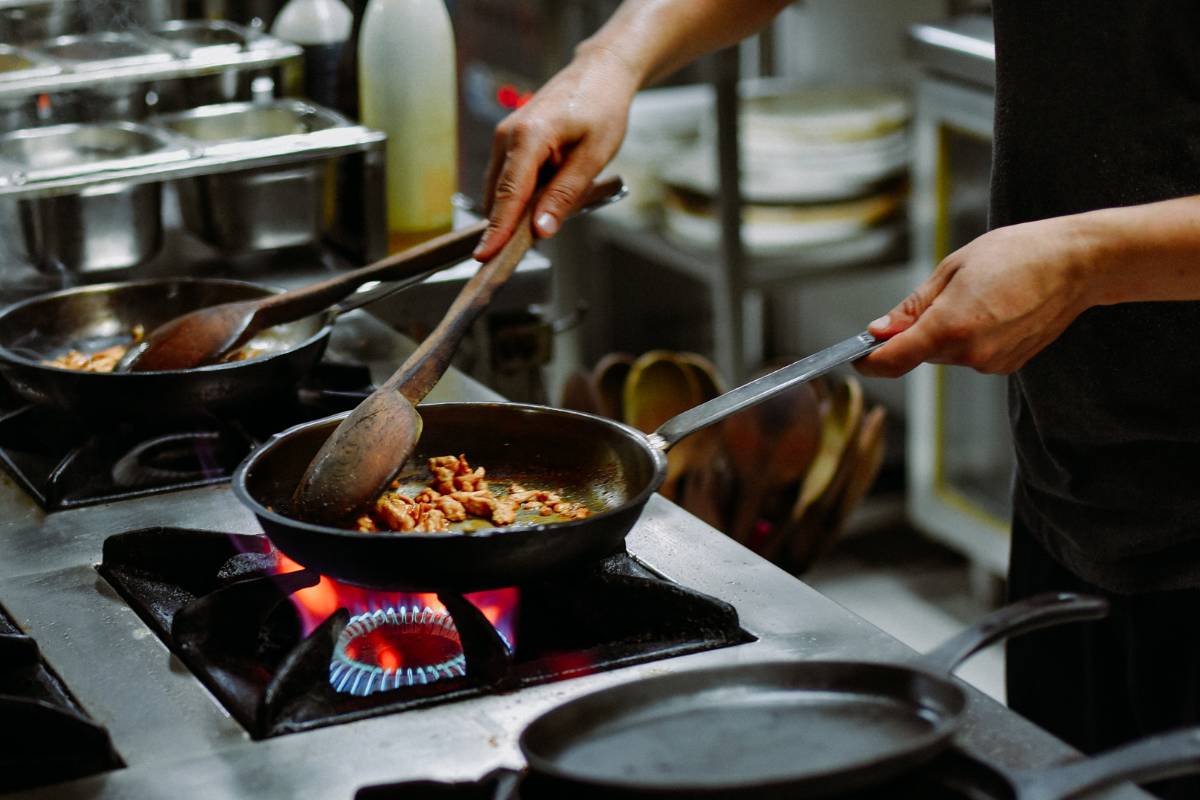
[803,524,1007,703]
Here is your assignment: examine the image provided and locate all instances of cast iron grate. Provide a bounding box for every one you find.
[0,605,124,794]
[97,527,754,740]
[0,360,373,511]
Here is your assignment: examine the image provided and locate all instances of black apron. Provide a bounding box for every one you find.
[993,0,1200,593]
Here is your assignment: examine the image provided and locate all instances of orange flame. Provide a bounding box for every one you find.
[276,554,517,646]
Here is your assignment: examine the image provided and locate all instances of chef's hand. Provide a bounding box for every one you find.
[473,47,638,262]
[856,216,1098,377]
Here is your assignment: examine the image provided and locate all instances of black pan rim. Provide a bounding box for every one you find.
[518,659,963,793]
[0,277,335,374]
[232,401,671,543]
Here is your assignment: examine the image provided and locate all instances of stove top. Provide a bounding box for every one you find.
[0,312,1149,800]
[97,526,750,740]
[0,362,374,511]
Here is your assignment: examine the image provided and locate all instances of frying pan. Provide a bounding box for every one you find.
[0,270,449,421]
[424,724,1200,800]
[513,593,1109,799]
[233,332,882,592]
[0,278,334,420]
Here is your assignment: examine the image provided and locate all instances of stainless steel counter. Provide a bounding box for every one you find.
[0,311,1148,799]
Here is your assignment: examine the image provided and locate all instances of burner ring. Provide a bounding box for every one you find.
[330,606,466,696]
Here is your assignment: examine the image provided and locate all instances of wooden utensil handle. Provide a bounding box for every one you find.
[384,208,535,404]
[253,221,490,329]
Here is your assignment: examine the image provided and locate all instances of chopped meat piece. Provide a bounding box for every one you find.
[434,495,467,522]
[356,515,379,532]
[375,494,417,531]
[491,499,517,526]
[414,488,440,504]
[415,507,448,532]
[364,455,595,533]
[449,490,497,518]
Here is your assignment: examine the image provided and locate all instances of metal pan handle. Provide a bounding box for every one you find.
[1009,727,1200,800]
[650,332,882,451]
[915,592,1109,677]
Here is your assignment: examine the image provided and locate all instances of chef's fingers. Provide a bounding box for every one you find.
[531,145,614,239]
[866,261,959,339]
[477,120,560,261]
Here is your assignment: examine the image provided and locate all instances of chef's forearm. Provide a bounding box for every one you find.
[1078,195,1200,306]
[575,0,795,90]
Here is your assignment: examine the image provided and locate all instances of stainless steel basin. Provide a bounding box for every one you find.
[37,32,174,69]
[157,101,342,251]
[148,21,257,112]
[0,123,176,272]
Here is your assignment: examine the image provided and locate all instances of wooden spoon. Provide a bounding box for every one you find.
[120,176,626,373]
[290,177,626,526]
[291,204,539,526]
[116,222,488,373]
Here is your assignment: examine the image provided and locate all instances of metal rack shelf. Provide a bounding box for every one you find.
[0,24,300,100]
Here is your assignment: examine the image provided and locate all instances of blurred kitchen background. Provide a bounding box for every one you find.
[0,0,1007,697]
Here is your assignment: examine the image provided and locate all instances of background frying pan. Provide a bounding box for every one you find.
[515,593,1108,799]
[0,278,333,420]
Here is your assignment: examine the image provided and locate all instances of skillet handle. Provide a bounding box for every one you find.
[651,332,882,451]
[1010,727,1200,800]
[914,592,1109,677]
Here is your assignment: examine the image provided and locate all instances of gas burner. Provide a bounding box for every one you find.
[330,607,470,696]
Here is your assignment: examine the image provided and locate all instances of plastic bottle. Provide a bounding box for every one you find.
[272,0,354,109]
[358,0,457,252]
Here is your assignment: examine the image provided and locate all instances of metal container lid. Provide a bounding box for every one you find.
[38,32,174,71]
[908,14,995,88]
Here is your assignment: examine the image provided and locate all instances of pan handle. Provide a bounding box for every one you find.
[650,332,883,451]
[1009,727,1200,800]
[914,592,1109,677]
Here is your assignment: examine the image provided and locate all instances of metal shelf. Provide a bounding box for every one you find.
[588,215,908,289]
[0,26,301,101]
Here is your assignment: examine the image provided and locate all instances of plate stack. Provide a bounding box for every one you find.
[661,86,910,260]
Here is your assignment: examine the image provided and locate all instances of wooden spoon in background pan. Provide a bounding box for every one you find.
[120,176,627,373]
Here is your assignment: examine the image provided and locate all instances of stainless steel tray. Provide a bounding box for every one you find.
[0,20,300,100]
[0,100,384,196]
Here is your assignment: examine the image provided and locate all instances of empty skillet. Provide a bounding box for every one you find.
[516,593,1108,799]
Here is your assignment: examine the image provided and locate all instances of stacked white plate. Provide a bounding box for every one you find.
[661,86,910,258]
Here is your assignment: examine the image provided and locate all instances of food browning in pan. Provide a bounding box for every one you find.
[42,324,264,372]
[356,454,593,533]
[43,326,145,372]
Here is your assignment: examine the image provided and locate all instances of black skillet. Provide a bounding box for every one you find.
[234,332,882,592]
[513,592,1108,799]
[356,724,1200,800]
[0,278,331,420]
[0,268,450,421]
